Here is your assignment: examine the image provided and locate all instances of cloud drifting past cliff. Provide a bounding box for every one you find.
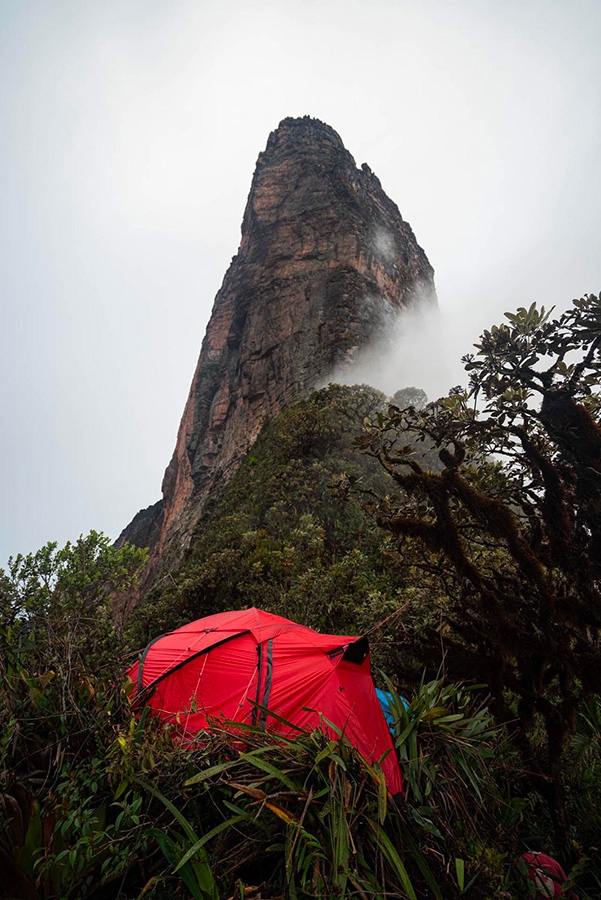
[331,288,450,404]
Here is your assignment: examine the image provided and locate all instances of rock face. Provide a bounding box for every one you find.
[117,116,436,575]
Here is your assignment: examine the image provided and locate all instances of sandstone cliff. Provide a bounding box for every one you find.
[117,116,436,576]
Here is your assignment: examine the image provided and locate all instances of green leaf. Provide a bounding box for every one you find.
[236,751,299,790]
[368,820,418,900]
[455,857,465,891]
[173,813,249,873]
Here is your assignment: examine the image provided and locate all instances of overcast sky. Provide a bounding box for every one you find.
[1,0,600,566]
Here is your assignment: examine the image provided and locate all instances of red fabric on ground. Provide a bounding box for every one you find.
[522,852,578,899]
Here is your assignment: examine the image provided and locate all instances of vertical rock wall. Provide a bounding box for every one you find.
[117,116,436,577]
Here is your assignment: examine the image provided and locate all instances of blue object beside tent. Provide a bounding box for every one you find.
[376,688,408,728]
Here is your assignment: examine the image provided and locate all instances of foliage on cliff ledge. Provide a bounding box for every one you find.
[126,383,426,667]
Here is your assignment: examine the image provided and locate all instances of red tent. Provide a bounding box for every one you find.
[128,607,402,796]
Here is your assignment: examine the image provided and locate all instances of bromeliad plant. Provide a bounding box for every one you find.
[383,674,525,895]
[140,688,524,899]
[167,718,450,900]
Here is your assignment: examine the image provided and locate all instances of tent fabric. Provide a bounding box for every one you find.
[128,607,402,796]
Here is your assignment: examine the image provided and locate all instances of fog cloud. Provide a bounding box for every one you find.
[331,287,451,404]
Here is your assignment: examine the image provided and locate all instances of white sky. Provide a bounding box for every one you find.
[1,0,600,566]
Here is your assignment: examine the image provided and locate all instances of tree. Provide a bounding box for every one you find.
[391,386,428,410]
[352,294,601,845]
[0,533,148,897]
[0,530,148,757]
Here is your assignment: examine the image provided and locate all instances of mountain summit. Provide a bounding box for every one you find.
[118,116,436,577]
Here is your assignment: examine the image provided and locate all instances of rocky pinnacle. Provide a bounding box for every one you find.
[117,116,436,580]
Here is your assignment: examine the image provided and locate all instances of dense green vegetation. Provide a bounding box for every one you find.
[2,295,601,897]
[127,383,404,646]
